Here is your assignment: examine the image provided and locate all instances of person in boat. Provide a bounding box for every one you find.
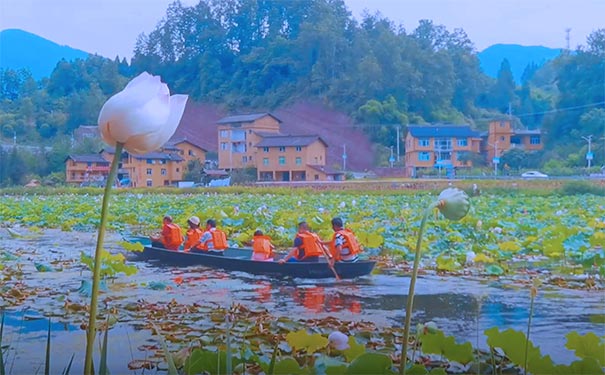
[251,230,275,261]
[195,219,228,256]
[183,216,204,252]
[278,221,327,264]
[150,215,183,250]
[324,217,361,262]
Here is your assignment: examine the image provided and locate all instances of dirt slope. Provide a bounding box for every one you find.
[175,100,374,172]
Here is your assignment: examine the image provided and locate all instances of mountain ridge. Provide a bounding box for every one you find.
[0,28,90,80]
[478,43,562,83]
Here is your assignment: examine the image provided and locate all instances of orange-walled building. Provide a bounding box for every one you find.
[217,113,282,170]
[484,120,543,161]
[65,154,110,185]
[404,125,482,177]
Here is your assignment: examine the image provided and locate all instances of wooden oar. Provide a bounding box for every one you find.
[316,240,341,280]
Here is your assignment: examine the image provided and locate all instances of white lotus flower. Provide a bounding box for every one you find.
[328,331,350,350]
[98,72,188,154]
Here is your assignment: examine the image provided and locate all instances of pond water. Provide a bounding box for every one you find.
[1,228,603,374]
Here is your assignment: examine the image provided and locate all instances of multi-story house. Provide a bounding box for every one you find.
[217,113,282,170]
[65,154,110,185]
[161,137,207,165]
[101,148,185,187]
[484,119,543,161]
[256,134,342,181]
[404,125,482,177]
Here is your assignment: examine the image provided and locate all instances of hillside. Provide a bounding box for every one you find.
[478,44,561,84]
[0,29,89,80]
[175,101,374,172]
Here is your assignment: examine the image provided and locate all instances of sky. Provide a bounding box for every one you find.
[1,0,604,60]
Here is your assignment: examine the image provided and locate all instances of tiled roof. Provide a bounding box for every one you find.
[165,137,207,151]
[217,113,281,124]
[100,148,183,161]
[131,152,184,161]
[513,129,542,135]
[255,135,326,147]
[307,164,345,175]
[407,125,480,138]
[66,154,109,163]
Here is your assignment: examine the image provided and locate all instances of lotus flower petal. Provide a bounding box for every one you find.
[437,187,470,221]
[328,331,350,350]
[98,72,187,154]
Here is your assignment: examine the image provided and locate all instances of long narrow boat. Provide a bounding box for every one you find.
[126,237,376,279]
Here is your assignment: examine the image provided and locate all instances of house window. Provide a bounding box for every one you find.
[188,150,194,156]
[87,162,92,167]
[146,168,152,175]
[221,142,228,150]
[242,156,248,163]
[418,152,430,161]
[278,146,286,152]
[146,179,152,187]
[530,136,541,145]
[279,156,286,165]
[220,130,229,138]
[263,158,269,166]
[295,157,302,165]
[263,147,269,152]
[71,172,75,179]
[500,136,505,141]
[161,168,167,176]
[176,168,180,172]
[314,174,319,180]
[146,159,154,164]
[160,159,167,164]
[457,139,468,147]
[295,146,302,152]
[418,138,430,147]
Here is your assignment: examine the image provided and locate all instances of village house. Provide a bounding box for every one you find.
[65,154,110,185]
[65,136,207,187]
[404,120,544,177]
[404,124,482,177]
[217,113,344,182]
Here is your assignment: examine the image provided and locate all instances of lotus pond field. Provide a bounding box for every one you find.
[0,187,604,374]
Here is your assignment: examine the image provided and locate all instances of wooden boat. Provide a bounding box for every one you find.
[126,237,376,279]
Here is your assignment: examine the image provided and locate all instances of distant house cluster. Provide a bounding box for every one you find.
[66,115,543,187]
[404,119,543,177]
[65,138,206,187]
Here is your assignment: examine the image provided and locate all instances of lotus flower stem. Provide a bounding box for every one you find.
[84,142,123,375]
[400,200,440,375]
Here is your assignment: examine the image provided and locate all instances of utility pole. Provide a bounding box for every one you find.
[342,143,347,171]
[13,131,16,147]
[488,141,499,177]
[389,146,394,168]
[396,125,401,162]
[565,28,571,50]
[582,135,593,168]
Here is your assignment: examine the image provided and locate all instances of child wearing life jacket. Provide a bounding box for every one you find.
[150,215,183,250]
[251,230,275,261]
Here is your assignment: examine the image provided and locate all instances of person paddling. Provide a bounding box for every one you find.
[325,217,361,262]
[150,215,183,250]
[278,221,325,264]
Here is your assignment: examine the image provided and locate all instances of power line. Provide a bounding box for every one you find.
[513,101,605,118]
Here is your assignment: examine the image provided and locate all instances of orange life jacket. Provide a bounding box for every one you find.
[330,228,361,260]
[295,232,324,259]
[184,228,203,250]
[200,228,228,250]
[252,235,273,257]
[162,223,183,250]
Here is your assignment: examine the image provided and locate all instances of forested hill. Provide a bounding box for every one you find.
[478,44,562,84]
[1,0,604,186]
[0,29,89,80]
